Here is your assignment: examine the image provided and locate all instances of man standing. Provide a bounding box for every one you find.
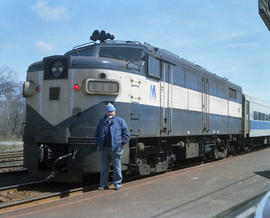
[95,103,130,190]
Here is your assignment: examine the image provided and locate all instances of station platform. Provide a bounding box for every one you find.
[2,147,270,218]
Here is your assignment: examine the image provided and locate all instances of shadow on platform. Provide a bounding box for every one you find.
[255,170,270,180]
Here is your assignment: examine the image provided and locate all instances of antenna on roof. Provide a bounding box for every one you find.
[90,30,115,43]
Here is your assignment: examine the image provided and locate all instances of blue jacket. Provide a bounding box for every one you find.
[95,115,130,152]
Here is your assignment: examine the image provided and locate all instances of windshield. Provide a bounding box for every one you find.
[67,46,96,57]
[98,47,145,62]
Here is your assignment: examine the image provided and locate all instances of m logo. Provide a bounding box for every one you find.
[150,84,156,99]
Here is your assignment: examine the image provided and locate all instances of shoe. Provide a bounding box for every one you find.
[115,185,121,190]
[98,186,109,190]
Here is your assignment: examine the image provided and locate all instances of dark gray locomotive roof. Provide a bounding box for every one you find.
[27,39,241,92]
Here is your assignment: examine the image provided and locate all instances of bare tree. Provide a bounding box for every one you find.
[0,67,25,139]
[0,66,16,98]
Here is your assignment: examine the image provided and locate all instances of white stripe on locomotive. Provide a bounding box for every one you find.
[26,68,242,126]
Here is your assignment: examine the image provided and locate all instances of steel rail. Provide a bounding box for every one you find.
[0,180,48,192]
[0,163,23,170]
[0,181,97,214]
[0,150,23,158]
[0,150,23,155]
[0,150,23,171]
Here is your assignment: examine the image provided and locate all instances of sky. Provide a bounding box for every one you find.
[1,0,270,103]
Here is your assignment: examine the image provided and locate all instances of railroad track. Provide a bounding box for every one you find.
[0,150,23,171]
[0,180,48,207]
[0,179,98,214]
[0,150,23,159]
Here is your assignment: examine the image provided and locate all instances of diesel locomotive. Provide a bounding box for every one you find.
[23,30,270,182]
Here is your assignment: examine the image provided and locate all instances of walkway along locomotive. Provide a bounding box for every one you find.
[23,30,270,182]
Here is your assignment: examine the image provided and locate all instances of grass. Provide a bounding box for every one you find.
[0,140,23,152]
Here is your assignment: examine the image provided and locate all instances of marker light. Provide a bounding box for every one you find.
[73,84,80,91]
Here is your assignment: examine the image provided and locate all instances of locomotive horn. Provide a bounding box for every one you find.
[99,30,106,43]
[106,33,115,40]
[90,30,99,42]
[90,30,115,43]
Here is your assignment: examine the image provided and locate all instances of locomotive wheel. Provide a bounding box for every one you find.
[213,146,227,159]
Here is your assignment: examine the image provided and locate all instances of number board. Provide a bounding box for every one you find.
[84,79,119,95]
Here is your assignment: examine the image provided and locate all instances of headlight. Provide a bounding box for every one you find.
[43,56,68,80]
[23,81,35,97]
[83,79,119,95]
[51,60,64,78]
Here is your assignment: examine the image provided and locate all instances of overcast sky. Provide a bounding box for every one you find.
[1,0,270,103]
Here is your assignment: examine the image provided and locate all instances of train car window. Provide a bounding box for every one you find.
[254,111,258,120]
[258,112,262,120]
[262,113,266,121]
[99,47,144,63]
[245,102,249,115]
[148,55,161,79]
[229,88,236,99]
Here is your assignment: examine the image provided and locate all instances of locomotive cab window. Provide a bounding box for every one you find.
[148,55,161,79]
[66,46,96,56]
[98,46,145,63]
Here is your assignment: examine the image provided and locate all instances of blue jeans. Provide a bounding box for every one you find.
[99,146,123,188]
